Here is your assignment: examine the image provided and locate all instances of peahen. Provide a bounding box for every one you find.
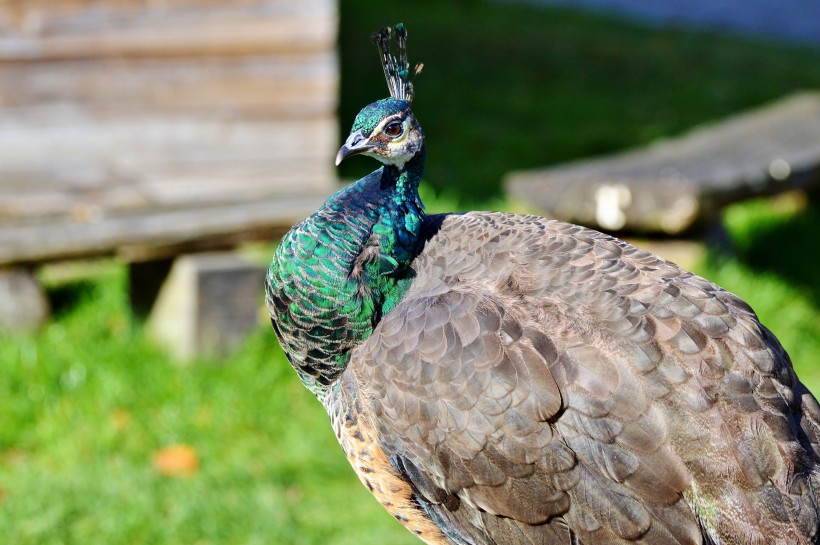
[266,24,820,545]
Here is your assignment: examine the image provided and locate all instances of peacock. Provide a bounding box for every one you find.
[266,24,820,545]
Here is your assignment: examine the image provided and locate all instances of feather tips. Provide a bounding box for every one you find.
[370,24,422,102]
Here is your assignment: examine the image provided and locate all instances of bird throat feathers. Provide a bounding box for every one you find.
[267,161,425,394]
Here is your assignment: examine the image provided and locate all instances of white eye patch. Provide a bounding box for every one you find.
[373,116,409,141]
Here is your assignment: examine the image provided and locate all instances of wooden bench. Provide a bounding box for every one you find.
[505,92,820,234]
[0,1,339,357]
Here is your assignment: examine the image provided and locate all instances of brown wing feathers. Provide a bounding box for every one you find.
[346,212,818,545]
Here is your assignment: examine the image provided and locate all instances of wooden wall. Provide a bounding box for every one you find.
[0,0,339,263]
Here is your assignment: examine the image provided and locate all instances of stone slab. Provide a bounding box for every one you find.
[0,268,50,333]
[146,252,266,361]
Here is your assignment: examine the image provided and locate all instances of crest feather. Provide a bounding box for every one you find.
[370,23,422,102]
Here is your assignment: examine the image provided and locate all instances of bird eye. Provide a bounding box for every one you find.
[383,121,403,138]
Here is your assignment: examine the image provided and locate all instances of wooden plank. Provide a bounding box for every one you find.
[0,116,338,173]
[0,52,337,117]
[0,112,338,228]
[0,194,331,266]
[137,163,334,205]
[0,0,337,60]
[0,162,333,223]
[0,157,332,194]
[0,0,332,28]
[505,92,820,234]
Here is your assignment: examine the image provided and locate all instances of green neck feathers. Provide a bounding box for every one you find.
[266,147,425,394]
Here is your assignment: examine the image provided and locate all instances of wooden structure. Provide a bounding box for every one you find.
[0,1,339,345]
[505,93,820,234]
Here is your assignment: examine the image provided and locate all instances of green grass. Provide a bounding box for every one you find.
[0,265,418,545]
[2,2,820,543]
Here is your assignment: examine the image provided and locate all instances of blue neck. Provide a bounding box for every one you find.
[370,147,427,271]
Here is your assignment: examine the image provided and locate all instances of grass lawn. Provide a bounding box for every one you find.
[0,265,417,545]
[2,1,819,544]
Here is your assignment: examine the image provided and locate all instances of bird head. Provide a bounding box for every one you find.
[336,23,424,171]
[336,98,423,169]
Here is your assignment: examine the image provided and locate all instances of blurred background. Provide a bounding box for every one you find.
[1,1,819,544]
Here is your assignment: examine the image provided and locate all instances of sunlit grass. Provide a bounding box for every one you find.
[0,267,417,545]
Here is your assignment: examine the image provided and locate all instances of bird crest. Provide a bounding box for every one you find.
[371,23,423,103]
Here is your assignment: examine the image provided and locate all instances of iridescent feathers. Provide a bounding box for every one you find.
[371,24,423,103]
[351,98,411,136]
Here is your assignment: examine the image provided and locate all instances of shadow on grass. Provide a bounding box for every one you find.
[721,198,820,306]
[46,280,99,319]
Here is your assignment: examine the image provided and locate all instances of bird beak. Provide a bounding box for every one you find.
[335,130,374,166]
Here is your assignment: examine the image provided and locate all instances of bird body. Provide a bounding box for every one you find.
[266,24,819,545]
